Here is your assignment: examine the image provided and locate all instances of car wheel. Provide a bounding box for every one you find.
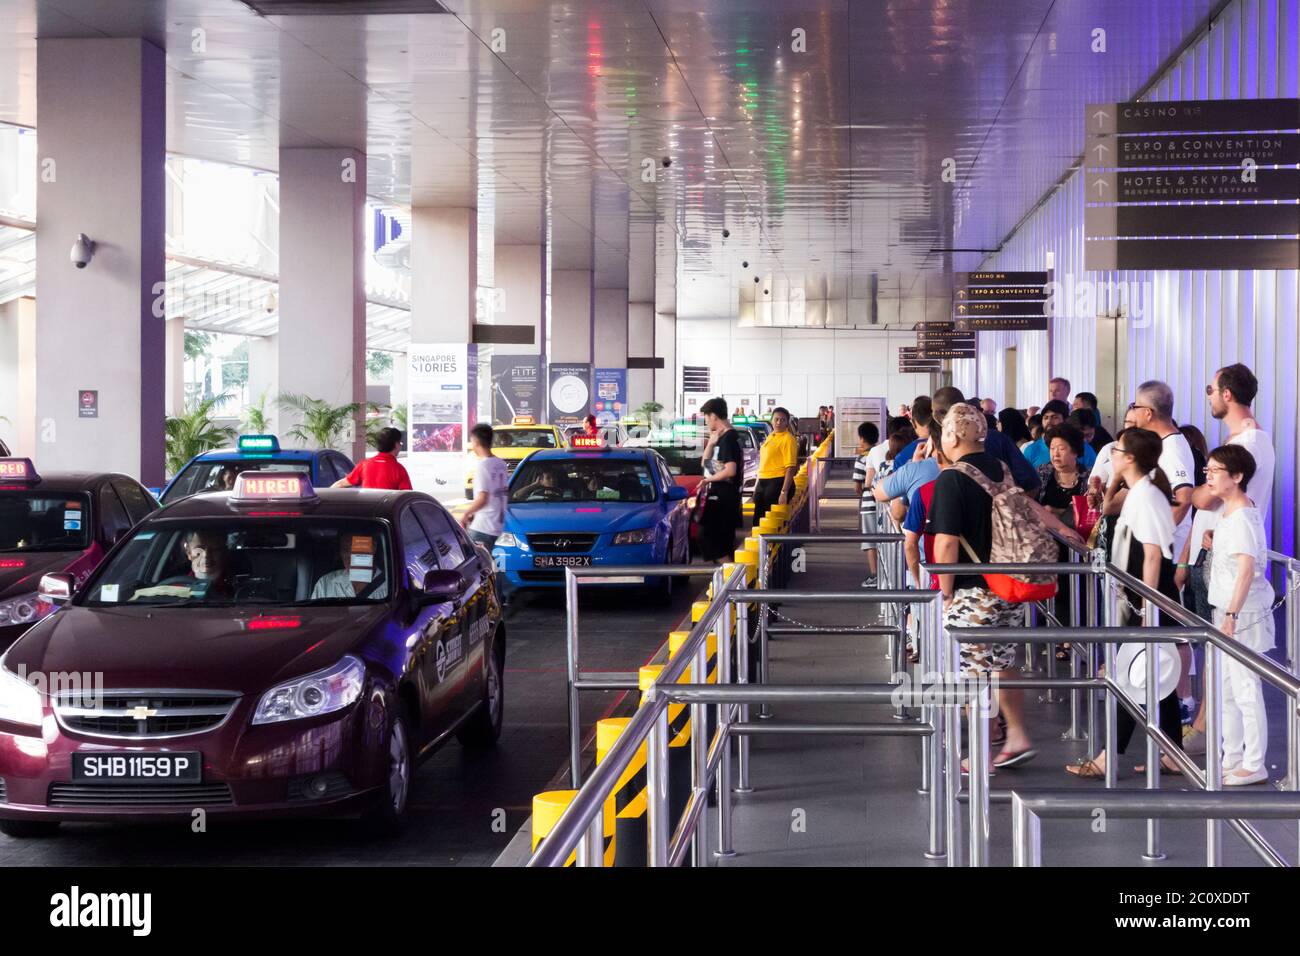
[651,537,678,604]
[0,819,61,839]
[457,633,505,748]
[361,708,413,837]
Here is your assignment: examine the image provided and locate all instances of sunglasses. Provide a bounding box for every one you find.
[1126,402,1152,412]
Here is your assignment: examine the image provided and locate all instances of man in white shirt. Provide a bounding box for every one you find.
[1125,380,1195,560]
[311,534,389,600]
[460,423,509,550]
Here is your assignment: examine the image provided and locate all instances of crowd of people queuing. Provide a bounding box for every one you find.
[855,368,1278,785]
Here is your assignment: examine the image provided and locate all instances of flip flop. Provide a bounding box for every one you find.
[959,758,997,777]
[993,748,1037,769]
[1065,758,1105,779]
[1135,759,1183,775]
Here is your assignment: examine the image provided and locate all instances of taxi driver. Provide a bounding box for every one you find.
[131,529,236,601]
[311,534,388,600]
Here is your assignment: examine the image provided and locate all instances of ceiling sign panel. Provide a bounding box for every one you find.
[898,347,942,373]
[1085,98,1300,271]
[951,273,1050,332]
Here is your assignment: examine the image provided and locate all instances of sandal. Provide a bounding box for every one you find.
[991,714,1007,746]
[1065,758,1106,779]
[1135,757,1183,775]
[993,748,1037,769]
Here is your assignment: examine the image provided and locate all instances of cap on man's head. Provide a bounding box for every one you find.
[941,402,987,445]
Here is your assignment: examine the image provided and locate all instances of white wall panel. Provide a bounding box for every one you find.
[976,0,1299,552]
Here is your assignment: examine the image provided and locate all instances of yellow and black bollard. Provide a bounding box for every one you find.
[531,788,613,866]
[639,664,692,829]
[596,717,647,866]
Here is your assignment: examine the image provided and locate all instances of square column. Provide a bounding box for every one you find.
[627,207,656,413]
[654,220,678,414]
[411,206,476,343]
[550,269,594,364]
[494,244,546,359]
[34,38,165,482]
[593,288,628,369]
[277,147,367,461]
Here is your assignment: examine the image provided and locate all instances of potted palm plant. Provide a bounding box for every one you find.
[276,392,361,450]
[164,395,237,477]
[242,392,272,434]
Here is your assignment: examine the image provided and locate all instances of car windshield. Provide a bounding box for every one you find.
[510,458,657,503]
[650,445,705,477]
[80,518,392,607]
[0,492,91,552]
[162,460,311,504]
[494,429,557,449]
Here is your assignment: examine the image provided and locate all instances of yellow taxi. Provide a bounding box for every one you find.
[463,417,569,499]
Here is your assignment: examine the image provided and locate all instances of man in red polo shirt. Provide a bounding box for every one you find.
[333,427,412,490]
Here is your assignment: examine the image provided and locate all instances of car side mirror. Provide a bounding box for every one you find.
[666,485,688,502]
[38,573,75,606]
[418,569,466,605]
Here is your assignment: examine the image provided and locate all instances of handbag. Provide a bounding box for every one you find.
[1072,494,1101,541]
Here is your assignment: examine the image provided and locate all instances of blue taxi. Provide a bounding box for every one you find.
[157,435,354,506]
[492,438,691,601]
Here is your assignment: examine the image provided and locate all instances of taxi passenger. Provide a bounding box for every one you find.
[333,428,412,491]
[311,534,388,600]
[751,406,798,525]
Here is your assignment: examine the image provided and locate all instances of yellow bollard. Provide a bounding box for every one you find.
[531,790,613,867]
[638,665,692,827]
[690,600,710,623]
[596,718,644,866]
[732,548,758,583]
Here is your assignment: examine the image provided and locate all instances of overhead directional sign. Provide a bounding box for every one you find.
[899,346,942,373]
[1085,97,1300,270]
[951,272,1050,332]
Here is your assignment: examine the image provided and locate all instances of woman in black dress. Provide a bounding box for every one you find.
[697,397,744,564]
[1036,423,1090,660]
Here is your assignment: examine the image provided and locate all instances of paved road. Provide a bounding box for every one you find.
[0,579,707,867]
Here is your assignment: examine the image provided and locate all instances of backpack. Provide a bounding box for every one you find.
[951,461,1058,603]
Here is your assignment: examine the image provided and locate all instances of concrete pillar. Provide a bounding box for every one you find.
[277,148,367,461]
[248,333,279,433]
[34,38,165,482]
[494,244,546,359]
[411,206,476,343]
[164,317,186,417]
[654,220,678,415]
[550,269,594,364]
[593,288,628,369]
[627,207,656,414]
[0,297,35,453]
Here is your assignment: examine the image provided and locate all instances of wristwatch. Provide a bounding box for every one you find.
[1225,611,1240,620]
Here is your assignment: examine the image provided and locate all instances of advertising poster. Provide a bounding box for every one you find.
[592,368,627,424]
[548,363,592,427]
[491,356,543,423]
[407,344,469,500]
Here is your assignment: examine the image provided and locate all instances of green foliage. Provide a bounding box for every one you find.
[634,400,664,424]
[366,350,395,380]
[276,392,360,450]
[364,403,391,450]
[165,394,236,477]
[242,392,271,434]
[391,404,408,432]
[183,330,214,362]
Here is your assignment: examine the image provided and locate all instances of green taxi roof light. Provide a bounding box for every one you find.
[238,434,280,453]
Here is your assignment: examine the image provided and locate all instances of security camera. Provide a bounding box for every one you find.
[70,233,94,269]
[754,276,761,283]
[742,260,749,269]
[661,156,672,168]
[722,228,730,239]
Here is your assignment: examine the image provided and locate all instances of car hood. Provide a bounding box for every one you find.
[3,603,392,694]
[505,501,663,535]
[0,547,100,601]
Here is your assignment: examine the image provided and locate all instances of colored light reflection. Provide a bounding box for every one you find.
[247,616,302,631]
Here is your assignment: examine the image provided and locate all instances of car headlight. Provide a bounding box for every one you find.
[0,664,43,727]
[495,532,518,549]
[613,528,656,546]
[0,592,52,628]
[252,655,365,725]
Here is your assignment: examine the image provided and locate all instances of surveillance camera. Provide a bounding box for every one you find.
[70,233,94,269]
[742,260,749,269]
[722,228,730,239]
[754,276,761,283]
[661,156,672,168]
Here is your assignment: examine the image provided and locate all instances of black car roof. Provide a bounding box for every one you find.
[152,487,434,521]
[0,472,138,493]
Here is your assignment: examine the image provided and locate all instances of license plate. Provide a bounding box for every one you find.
[72,752,202,784]
[532,555,592,568]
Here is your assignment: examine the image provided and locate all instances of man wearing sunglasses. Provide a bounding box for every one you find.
[1117,381,1196,559]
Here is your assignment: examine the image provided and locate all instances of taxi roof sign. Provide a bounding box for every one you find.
[570,435,606,450]
[511,416,536,426]
[0,458,38,483]
[229,470,317,505]
[237,434,281,453]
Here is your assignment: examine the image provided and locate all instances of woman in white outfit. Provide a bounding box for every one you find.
[1204,443,1274,786]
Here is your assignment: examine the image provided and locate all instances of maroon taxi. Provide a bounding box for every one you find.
[0,472,505,837]
[0,459,157,652]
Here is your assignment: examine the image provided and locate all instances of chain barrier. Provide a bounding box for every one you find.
[1109,571,1300,632]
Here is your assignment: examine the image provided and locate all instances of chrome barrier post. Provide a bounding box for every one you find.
[1021,602,1034,676]
[577,812,603,868]
[968,677,991,867]
[1086,562,1100,753]
[1204,642,1222,866]
[1103,582,1119,790]
[646,703,671,866]
[1142,597,1165,861]
[1064,553,1083,735]
[924,595,946,861]
[715,568,736,859]
[758,538,771,720]
[690,637,711,866]
[565,569,583,788]
[736,596,753,794]
[943,601,963,867]
[1011,793,1042,867]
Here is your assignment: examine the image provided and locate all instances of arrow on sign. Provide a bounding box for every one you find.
[1092,108,1110,129]
[957,289,966,298]
[957,304,967,314]
[1092,178,1109,197]
[1092,142,1109,162]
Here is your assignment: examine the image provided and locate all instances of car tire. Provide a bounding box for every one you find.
[651,537,679,604]
[457,632,505,749]
[0,819,61,839]
[360,707,413,838]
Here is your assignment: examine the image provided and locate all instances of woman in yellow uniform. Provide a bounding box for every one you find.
[752,407,799,526]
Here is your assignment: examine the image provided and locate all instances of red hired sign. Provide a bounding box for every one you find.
[0,459,33,479]
[242,476,303,497]
[571,435,604,449]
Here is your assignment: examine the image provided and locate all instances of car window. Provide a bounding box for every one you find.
[112,479,156,525]
[399,508,439,586]
[493,429,558,449]
[510,458,657,503]
[315,455,341,485]
[161,460,311,503]
[98,485,132,541]
[0,491,91,552]
[332,453,356,481]
[412,501,468,568]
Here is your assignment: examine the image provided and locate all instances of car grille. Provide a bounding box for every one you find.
[527,533,598,553]
[48,783,233,808]
[0,778,6,803]
[54,691,240,739]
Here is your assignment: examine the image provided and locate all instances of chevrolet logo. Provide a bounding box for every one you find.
[126,705,157,721]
